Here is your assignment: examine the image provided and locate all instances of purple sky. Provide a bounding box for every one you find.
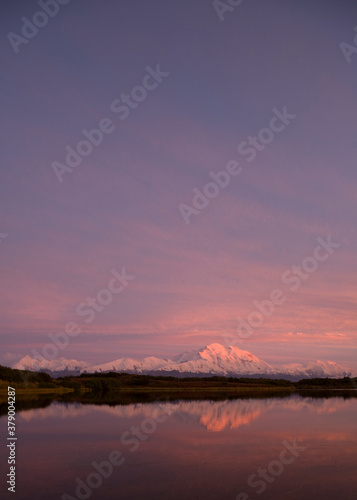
[1,0,357,370]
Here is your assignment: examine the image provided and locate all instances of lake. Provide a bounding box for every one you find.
[1,392,357,499]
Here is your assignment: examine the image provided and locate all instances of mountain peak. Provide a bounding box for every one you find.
[202,343,253,357]
[12,343,352,380]
[13,355,36,370]
[20,354,33,363]
[202,343,229,355]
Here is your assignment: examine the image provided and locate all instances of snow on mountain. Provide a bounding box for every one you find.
[302,360,350,378]
[82,343,275,376]
[83,343,351,378]
[87,357,140,374]
[12,343,352,379]
[279,360,351,379]
[141,356,169,371]
[163,343,275,376]
[13,354,88,373]
[87,356,168,374]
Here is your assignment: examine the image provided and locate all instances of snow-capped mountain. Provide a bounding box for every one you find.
[163,343,276,376]
[87,344,275,376]
[88,356,168,374]
[13,354,88,374]
[12,343,352,380]
[279,360,351,379]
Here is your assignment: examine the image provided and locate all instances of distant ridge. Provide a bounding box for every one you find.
[13,343,352,381]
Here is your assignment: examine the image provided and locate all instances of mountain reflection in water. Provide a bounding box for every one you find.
[1,393,356,500]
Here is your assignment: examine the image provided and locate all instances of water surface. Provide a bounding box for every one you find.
[1,393,356,499]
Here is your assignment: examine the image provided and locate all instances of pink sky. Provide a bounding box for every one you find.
[1,0,356,370]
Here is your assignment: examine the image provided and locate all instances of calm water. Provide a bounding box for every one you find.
[1,393,357,499]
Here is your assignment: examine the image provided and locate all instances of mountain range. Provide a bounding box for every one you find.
[13,343,352,380]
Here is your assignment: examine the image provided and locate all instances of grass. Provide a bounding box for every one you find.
[0,387,74,395]
[0,364,356,399]
[116,385,295,392]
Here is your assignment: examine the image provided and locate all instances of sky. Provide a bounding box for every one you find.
[0,0,356,370]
